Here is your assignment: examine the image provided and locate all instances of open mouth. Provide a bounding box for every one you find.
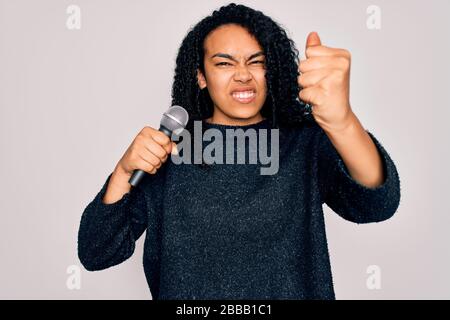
[231,90,256,104]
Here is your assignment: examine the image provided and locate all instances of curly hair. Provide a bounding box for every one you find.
[171,2,313,130]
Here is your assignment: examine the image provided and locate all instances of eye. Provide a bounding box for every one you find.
[215,61,265,66]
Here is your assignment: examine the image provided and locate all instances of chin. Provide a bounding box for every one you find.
[228,110,261,120]
[228,105,263,119]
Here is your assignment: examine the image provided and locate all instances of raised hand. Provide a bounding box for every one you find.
[298,32,354,132]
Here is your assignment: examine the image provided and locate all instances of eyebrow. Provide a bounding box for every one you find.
[211,51,265,62]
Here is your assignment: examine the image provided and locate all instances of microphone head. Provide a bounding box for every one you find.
[160,105,189,135]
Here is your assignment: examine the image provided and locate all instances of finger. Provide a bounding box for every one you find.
[306,31,322,48]
[170,142,178,155]
[136,154,155,173]
[305,32,322,57]
[151,139,172,154]
[299,85,325,106]
[299,56,340,73]
[161,141,174,155]
[144,137,167,159]
[305,45,350,58]
[140,149,162,167]
[298,68,330,88]
[155,139,172,155]
[151,131,171,148]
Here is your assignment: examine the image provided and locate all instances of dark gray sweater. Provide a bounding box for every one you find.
[77,118,401,300]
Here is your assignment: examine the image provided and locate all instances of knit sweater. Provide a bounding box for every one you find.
[77,118,401,300]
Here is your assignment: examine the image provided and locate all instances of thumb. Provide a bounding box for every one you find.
[306,31,322,50]
[171,142,178,155]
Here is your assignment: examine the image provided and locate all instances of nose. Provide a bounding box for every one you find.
[233,65,253,82]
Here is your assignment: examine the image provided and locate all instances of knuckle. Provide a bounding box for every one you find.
[136,136,149,149]
[299,62,308,73]
[338,57,349,68]
[146,164,155,173]
[149,157,158,167]
[343,49,351,58]
[154,132,170,144]
[144,127,157,138]
[299,90,307,100]
[152,155,162,166]
[161,134,171,145]
[305,47,312,57]
[160,150,168,159]
[298,74,307,87]
[141,126,151,135]
[152,148,162,159]
[135,135,145,145]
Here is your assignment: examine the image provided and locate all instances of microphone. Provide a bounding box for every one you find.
[128,105,189,187]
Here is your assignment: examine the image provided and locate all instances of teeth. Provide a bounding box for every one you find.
[232,91,255,99]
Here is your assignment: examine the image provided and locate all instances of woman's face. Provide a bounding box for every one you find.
[197,24,267,125]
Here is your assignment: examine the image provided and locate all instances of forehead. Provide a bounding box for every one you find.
[204,24,263,56]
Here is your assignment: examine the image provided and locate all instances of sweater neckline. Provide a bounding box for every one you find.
[202,118,271,130]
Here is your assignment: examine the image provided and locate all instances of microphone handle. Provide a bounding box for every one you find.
[128,125,172,187]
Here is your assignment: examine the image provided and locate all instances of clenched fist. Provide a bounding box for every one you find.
[298,32,354,132]
[103,127,176,204]
[118,126,176,176]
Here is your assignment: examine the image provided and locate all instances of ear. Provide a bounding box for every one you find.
[197,69,207,89]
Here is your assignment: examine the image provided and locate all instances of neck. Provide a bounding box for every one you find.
[205,109,264,126]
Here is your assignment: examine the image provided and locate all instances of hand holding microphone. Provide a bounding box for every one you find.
[127,105,189,187]
[118,126,174,178]
[102,106,188,204]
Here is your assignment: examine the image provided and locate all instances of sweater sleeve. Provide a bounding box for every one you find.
[77,172,149,271]
[318,129,401,224]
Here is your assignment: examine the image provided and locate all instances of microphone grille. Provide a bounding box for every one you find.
[160,105,189,133]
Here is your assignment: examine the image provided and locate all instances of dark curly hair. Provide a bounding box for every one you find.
[171,3,313,131]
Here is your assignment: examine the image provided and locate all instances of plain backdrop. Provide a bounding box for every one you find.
[0,0,449,299]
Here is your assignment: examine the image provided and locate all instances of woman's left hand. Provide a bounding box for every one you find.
[298,32,354,132]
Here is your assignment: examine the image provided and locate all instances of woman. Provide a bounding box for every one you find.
[78,3,401,299]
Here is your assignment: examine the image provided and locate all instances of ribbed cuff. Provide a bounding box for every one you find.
[93,172,133,213]
[334,131,401,221]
